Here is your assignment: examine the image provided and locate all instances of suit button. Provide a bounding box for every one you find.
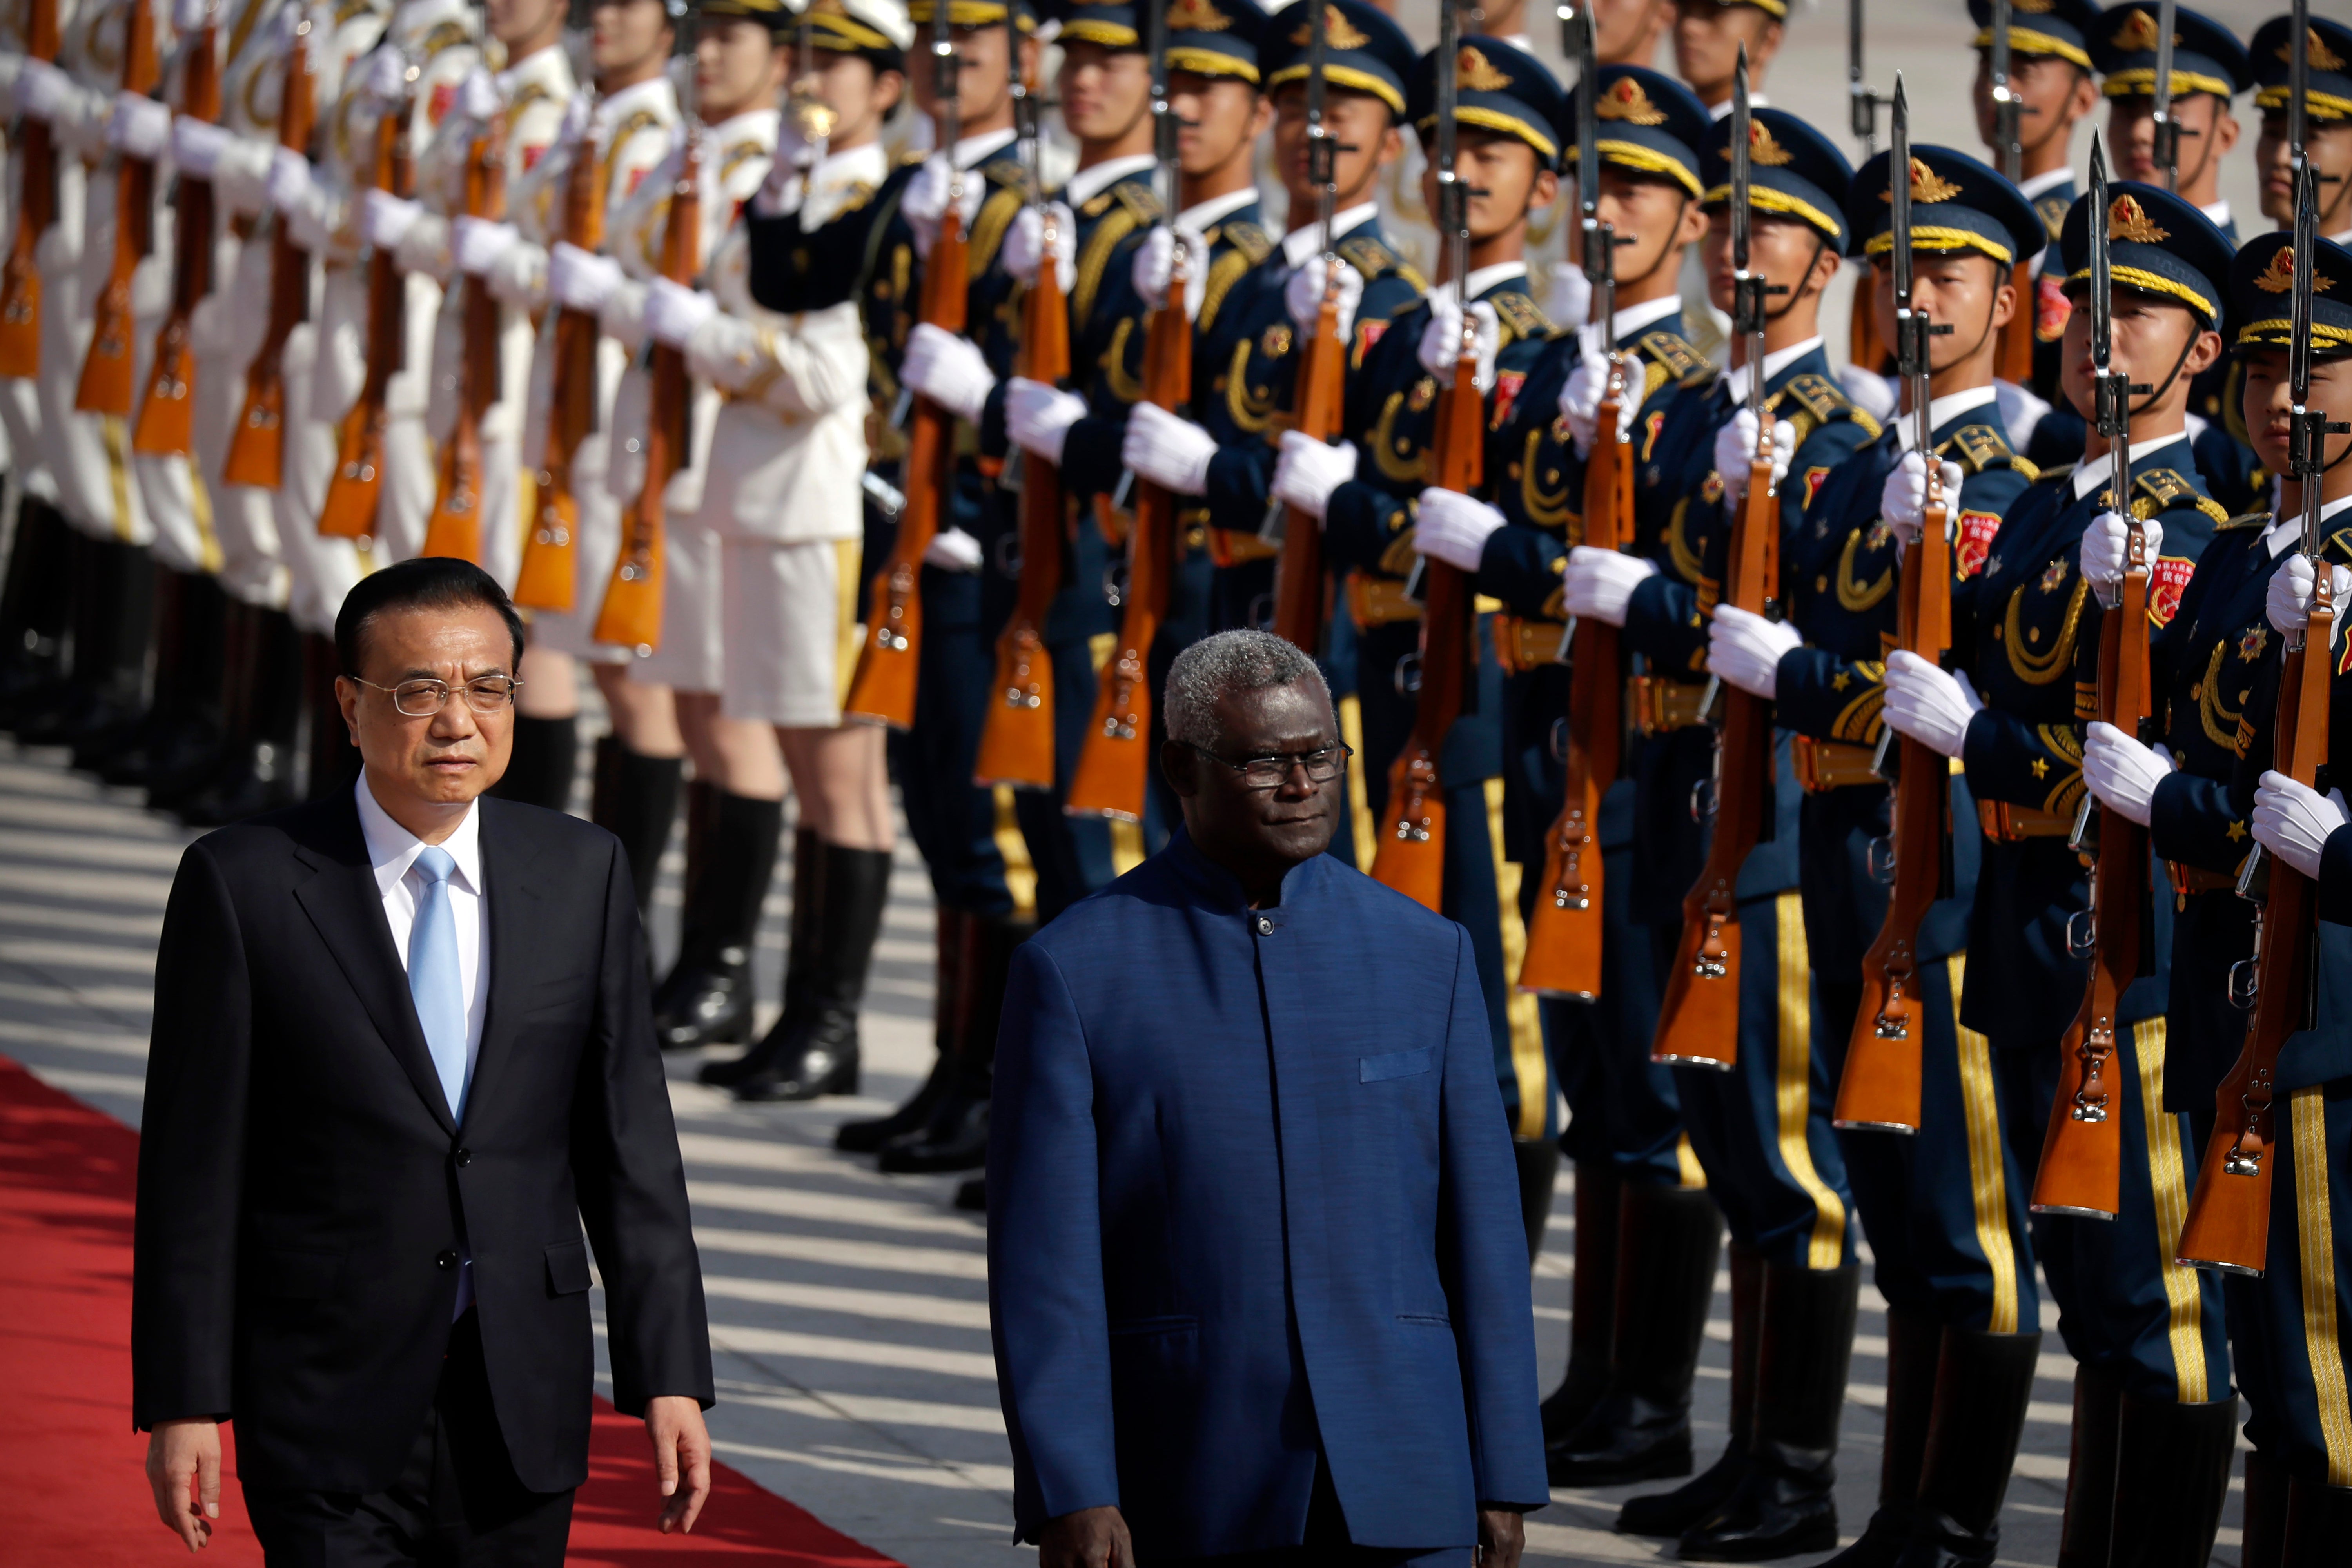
[454,1148,472,1168]
[436,1250,459,1270]
[1256,916,1274,936]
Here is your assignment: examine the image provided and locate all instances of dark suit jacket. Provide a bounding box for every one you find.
[985,830,1548,1559]
[131,791,712,1495]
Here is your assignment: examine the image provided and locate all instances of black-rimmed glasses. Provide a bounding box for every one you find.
[353,675,524,717]
[1190,743,1352,790]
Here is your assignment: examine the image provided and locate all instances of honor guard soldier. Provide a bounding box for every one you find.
[2238,231,2352,1563]
[2250,14,2352,245]
[1666,0,1781,120]
[1728,138,2049,1568]
[1880,174,2239,1568]
[0,1,69,727]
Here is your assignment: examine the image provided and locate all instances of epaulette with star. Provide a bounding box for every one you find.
[980,154,1027,191]
[2131,466,2230,526]
[1338,234,1419,288]
[1492,289,1552,346]
[1638,329,1711,386]
[1112,181,1163,225]
[1945,423,2020,475]
[1218,219,1273,265]
[1775,371,1881,442]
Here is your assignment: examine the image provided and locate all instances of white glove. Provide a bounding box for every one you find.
[1881,649,1983,760]
[2252,771,2352,881]
[1559,348,1643,458]
[901,154,983,260]
[2080,721,2172,826]
[644,278,717,348]
[108,91,172,161]
[364,45,407,105]
[1131,225,1209,319]
[1271,430,1356,521]
[361,188,421,251]
[1714,410,1796,512]
[1284,255,1363,341]
[1002,201,1076,289]
[1547,261,1590,330]
[2079,510,2164,609]
[171,115,229,178]
[1562,546,1659,627]
[268,146,312,212]
[454,65,501,125]
[1708,603,1802,700]
[1419,295,1499,390]
[452,216,516,276]
[1413,488,1506,572]
[1121,402,1217,497]
[900,322,997,425]
[924,526,985,573]
[16,58,69,122]
[547,241,622,313]
[2266,554,2352,639]
[1005,377,1086,465]
[775,117,818,175]
[1880,452,1965,548]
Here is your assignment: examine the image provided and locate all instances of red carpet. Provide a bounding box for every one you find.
[0,1054,901,1566]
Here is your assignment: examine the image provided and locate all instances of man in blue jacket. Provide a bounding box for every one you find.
[986,628,1548,1566]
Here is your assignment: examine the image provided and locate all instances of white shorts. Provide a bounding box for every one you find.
[528,428,632,665]
[636,512,722,693]
[720,536,862,728]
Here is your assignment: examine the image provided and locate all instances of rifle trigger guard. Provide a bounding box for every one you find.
[1865,834,1896,886]
[1394,652,1424,698]
[2065,908,2096,959]
[1689,777,1715,822]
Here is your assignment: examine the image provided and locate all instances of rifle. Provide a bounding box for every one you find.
[132,0,220,456]
[1368,0,1476,909]
[973,43,1066,788]
[512,98,607,608]
[2152,0,2178,194]
[317,54,414,540]
[1264,0,1341,652]
[0,0,63,377]
[2033,133,2154,1214]
[1835,78,1958,1132]
[2176,143,2349,1280]
[222,16,316,488]
[843,0,964,726]
[74,0,163,414]
[1651,46,1780,1069]
[1065,0,1187,821]
[592,125,699,650]
[1521,4,1628,994]
[1845,0,1888,376]
[421,108,506,561]
[1988,0,2035,385]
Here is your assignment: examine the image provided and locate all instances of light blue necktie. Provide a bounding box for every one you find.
[408,846,471,1123]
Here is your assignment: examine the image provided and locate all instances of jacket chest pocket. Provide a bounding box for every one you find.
[1360,1045,1434,1083]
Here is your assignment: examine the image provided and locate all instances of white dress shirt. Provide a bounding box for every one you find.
[2071,430,2190,501]
[1896,384,2002,452]
[356,775,490,1088]
[1282,201,1381,269]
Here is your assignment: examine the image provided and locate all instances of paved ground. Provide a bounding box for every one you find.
[0,738,2259,1566]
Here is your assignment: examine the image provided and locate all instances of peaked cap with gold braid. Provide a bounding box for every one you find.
[2057,178,2234,327]
[789,0,915,63]
[1157,0,1266,85]
[1701,106,1857,253]
[1408,33,1566,168]
[1850,143,2047,271]
[910,0,1036,35]
[2249,13,2352,124]
[1261,0,1414,118]
[2092,2,2253,101]
[1965,0,2105,72]
[1556,64,1711,196]
[2229,231,2352,356]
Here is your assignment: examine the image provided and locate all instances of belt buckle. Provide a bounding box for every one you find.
[1793,736,1824,793]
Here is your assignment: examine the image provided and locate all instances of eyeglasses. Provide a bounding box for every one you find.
[354,675,524,717]
[1190,743,1352,790]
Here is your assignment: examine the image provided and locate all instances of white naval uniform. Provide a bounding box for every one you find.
[686,141,878,728]
[487,71,678,666]
[0,0,63,509]
[600,105,775,695]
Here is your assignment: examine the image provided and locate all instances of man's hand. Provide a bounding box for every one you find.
[645,1395,711,1534]
[1040,1504,1132,1568]
[145,1419,221,1552]
[1478,1506,1526,1568]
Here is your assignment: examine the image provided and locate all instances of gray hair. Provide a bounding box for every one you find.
[1163,630,1331,750]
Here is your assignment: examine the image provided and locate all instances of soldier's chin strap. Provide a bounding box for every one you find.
[1765,232,1829,325]
[2127,318,2205,415]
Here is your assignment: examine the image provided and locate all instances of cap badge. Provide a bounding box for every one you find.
[2285,29,2346,71]
[1596,75,1666,125]
[1746,118,1793,166]
[2253,246,2335,295]
[2110,11,2172,54]
[2014,0,2054,13]
[1167,0,1230,32]
[1291,5,1369,50]
[2107,193,2169,244]
[1456,45,1511,91]
[1878,156,1963,205]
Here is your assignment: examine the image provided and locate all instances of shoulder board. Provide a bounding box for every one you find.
[1114,181,1163,225]
[1944,423,2014,474]
[2215,510,2269,532]
[2035,192,2070,241]
[507,81,553,119]
[719,139,766,189]
[2131,467,2230,524]
[333,0,375,27]
[1218,219,1272,265]
[1637,329,1710,385]
[607,107,661,158]
[2331,525,2352,556]
[418,17,469,58]
[832,179,877,218]
[1336,234,1401,279]
[1491,290,1552,346]
[1779,372,1852,425]
[981,155,1025,189]
[2009,453,2040,482]
[2034,459,2077,485]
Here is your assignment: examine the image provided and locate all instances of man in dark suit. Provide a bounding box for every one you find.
[986,630,1548,1568]
[132,558,715,1563]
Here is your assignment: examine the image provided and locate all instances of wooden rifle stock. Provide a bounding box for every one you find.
[0,0,64,378]
[1370,353,1481,909]
[223,26,313,489]
[132,7,219,456]
[1835,490,1954,1131]
[592,132,699,650]
[2176,594,2335,1274]
[512,118,608,609]
[422,116,505,562]
[1848,282,1889,377]
[2033,548,2152,1214]
[1066,263,1192,821]
[317,101,406,539]
[1994,304,2034,387]
[973,236,1068,788]
[1269,282,1345,650]
[1651,443,1783,1069]
[1520,358,1633,996]
[75,0,161,416]
[843,202,966,726]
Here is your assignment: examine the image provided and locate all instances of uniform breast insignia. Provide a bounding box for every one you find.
[1260,323,1292,360]
[1947,423,2014,474]
[1407,377,1435,412]
[1490,290,1552,347]
[2039,558,2069,594]
[1956,510,2002,578]
[1637,329,1710,386]
[2238,626,2269,662]
[1700,471,1725,506]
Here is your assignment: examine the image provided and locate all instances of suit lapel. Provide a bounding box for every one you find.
[464,798,538,1127]
[291,796,457,1134]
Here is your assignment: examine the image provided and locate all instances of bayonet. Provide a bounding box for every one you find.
[2152,0,2178,192]
[1849,0,1882,156]
[2289,0,2308,182]
[1991,0,2020,183]
[1730,45,1774,414]
[1576,2,1616,347]
[1261,0,1339,539]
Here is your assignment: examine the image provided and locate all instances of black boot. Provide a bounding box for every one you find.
[301,631,360,799]
[594,741,683,929]
[2054,1363,2127,1568]
[2281,1477,2352,1568]
[1541,1163,1621,1445]
[100,572,226,788]
[837,906,968,1152]
[24,539,154,748]
[1679,1261,1860,1561]
[0,499,71,719]
[1620,1243,1764,1537]
[1822,1306,1947,1568]
[489,713,580,812]
[76,565,189,774]
[1547,1181,1722,1487]
[1515,1136,1564,1260]
[1889,1328,2042,1567]
[652,782,721,1010]
[732,842,890,1102]
[651,792,781,1051]
[2242,1450,2289,1568]
[702,827,823,1086]
[2102,1392,2236,1568]
[180,609,302,825]
[877,915,1028,1172]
